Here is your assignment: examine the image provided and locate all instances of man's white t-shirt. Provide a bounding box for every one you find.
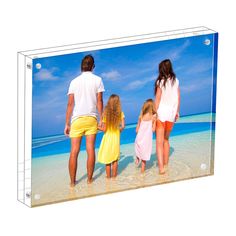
[157,78,179,122]
[67,71,105,122]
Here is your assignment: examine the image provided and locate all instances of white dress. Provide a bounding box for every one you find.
[157,78,179,122]
[135,119,153,161]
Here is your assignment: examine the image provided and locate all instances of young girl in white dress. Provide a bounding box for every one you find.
[135,99,156,173]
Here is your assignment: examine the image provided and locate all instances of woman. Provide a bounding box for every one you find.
[154,59,180,174]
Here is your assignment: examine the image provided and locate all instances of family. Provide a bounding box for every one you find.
[64,55,180,187]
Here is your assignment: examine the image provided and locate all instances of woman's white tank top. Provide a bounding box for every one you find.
[157,78,179,122]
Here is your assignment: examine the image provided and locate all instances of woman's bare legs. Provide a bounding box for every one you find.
[163,130,171,166]
[106,164,111,178]
[141,160,146,173]
[112,160,118,178]
[156,125,165,174]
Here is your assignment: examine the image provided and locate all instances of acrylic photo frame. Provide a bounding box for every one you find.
[17,26,218,207]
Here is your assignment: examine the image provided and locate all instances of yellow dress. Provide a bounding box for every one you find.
[98,112,125,164]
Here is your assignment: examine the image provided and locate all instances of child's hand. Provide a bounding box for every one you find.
[97,126,103,131]
[153,113,157,120]
[98,122,106,132]
[154,113,158,121]
[64,124,70,136]
[97,123,103,131]
[98,119,103,128]
[152,119,156,132]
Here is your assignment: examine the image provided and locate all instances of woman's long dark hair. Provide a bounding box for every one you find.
[154,59,176,95]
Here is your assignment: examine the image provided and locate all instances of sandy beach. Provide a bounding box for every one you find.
[32,128,214,207]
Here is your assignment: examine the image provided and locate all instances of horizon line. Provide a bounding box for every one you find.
[32,111,215,139]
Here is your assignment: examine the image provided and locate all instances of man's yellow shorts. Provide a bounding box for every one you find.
[70,116,98,138]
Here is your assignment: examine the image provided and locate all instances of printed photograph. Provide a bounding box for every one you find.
[31,33,217,206]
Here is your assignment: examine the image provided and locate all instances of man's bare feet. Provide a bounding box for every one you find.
[70,182,75,188]
[87,178,93,184]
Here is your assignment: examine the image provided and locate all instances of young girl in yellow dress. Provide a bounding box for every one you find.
[98,94,125,178]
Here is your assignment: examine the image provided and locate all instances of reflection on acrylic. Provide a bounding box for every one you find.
[31,33,217,206]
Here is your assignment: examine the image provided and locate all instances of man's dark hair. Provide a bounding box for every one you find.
[81,55,95,72]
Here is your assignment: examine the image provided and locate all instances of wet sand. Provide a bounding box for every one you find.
[32,130,214,207]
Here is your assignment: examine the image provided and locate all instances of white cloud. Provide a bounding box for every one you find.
[185,59,212,74]
[168,40,191,61]
[181,84,199,93]
[55,113,65,121]
[101,70,121,81]
[34,67,59,81]
[149,39,191,62]
[125,76,156,90]
[181,77,212,93]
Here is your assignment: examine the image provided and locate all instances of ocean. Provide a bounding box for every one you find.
[32,112,215,158]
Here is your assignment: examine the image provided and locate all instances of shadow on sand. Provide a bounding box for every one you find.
[76,146,175,184]
[76,161,105,184]
[118,154,135,175]
[145,146,175,171]
[93,153,134,180]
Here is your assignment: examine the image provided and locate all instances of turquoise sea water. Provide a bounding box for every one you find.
[32,112,215,158]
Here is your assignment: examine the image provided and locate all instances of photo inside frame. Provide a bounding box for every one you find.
[17,27,218,207]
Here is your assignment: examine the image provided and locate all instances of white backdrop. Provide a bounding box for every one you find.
[0,1,235,235]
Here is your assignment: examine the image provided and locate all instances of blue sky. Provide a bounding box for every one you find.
[32,33,216,138]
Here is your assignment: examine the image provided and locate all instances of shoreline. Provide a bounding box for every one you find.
[32,130,214,206]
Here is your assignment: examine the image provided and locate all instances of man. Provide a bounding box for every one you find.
[64,55,104,187]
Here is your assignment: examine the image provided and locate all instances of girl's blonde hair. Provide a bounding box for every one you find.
[104,94,122,129]
[140,99,156,118]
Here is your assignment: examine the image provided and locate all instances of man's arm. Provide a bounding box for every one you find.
[96,92,103,126]
[64,94,74,136]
